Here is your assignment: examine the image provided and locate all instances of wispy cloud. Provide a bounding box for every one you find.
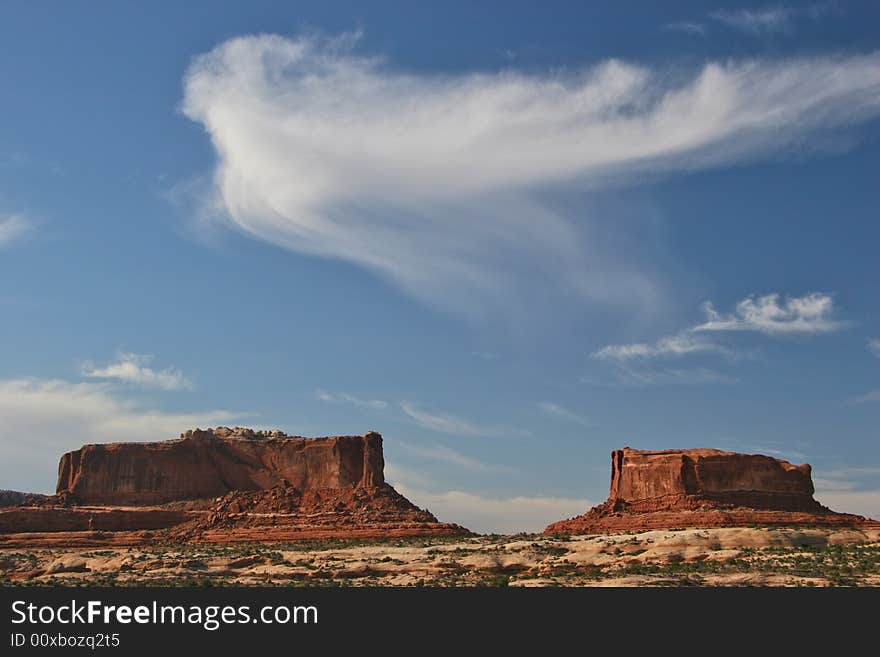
[182,33,880,318]
[590,292,842,385]
[399,401,506,437]
[595,293,844,361]
[0,214,31,247]
[0,378,243,492]
[849,389,880,405]
[396,441,508,473]
[869,339,880,358]
[593,333,726,362]
[694,293,845,334]
[536,402,592,427]
[316,389,388,410]
[710,6,797,34]
[822,466,880,478]
[669,4,836,39]
[663,21,708,36]
[82,352,193,391]
[609,366,736,387]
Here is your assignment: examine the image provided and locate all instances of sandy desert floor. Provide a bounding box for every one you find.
[1,526,878,587]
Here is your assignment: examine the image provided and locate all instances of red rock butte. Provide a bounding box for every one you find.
[0,428,468,547]
[56,428,386,505]
[546,447,878,534]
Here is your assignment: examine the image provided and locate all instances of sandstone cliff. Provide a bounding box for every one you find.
[606,447,818,513]
[546,447,876,534]
[0,428,469,545]
[56,428,385,505]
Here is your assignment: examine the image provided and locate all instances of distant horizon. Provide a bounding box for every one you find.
[1,0,879,533]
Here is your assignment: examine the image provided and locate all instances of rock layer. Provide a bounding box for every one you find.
[0,483,469,548]
[57,429,385,505]
[0,507,194,534]
[546,447,877,534]
[607,447,819,513]
[1,428,469,546]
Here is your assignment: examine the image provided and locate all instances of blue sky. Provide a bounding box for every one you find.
[1,1,879,532]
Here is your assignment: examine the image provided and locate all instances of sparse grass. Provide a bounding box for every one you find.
[2,531,878,588]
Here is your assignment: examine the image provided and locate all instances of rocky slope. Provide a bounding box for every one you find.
[546,447,878,534]
[0,490,48,508]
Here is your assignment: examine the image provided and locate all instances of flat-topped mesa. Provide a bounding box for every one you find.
[607,447,819,513]
[56,429,385,506]
[546,447,877,534]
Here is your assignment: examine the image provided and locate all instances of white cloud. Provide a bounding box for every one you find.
[536,402,592,427]
[396,441,506,473]
[0,378,243,493]
[399,401,506,437]
[390,478,590,534]
[814,490,880,521]
[82,352,193,390]
[710,6,796,34]
[669,5,833,38]
[181,34,880,318]
[316,389,388,410]
[592,332,725,362]
[868,339,880,358]
[609,366,736,387]
[0,214,31,247]
[594,293,843,364]
[694,293,844,334]
[591,292,841,385]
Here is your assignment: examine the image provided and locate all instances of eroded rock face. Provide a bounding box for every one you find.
[0,428,469,545]
[56,429,385,505]
[0,483,469,545]
[607,448,818,513]
[546,447,876,534]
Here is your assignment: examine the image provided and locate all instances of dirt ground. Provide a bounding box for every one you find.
[1,526,878,587]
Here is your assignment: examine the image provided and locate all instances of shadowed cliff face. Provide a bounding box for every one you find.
[56,430,385,505]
